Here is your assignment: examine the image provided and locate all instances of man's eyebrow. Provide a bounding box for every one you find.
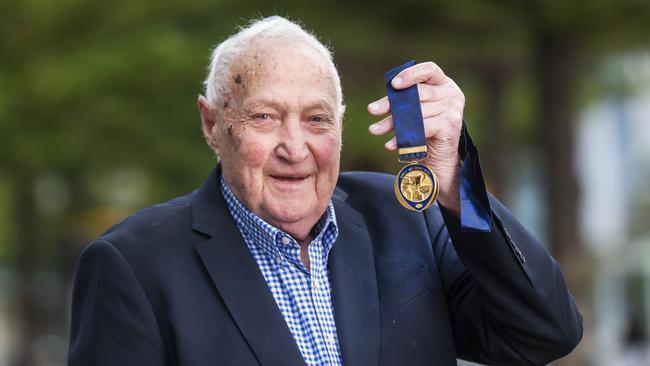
[301,98,336,112]
[243,97,336,113]
[242,98,287,112]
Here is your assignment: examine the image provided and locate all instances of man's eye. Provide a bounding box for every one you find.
[310,115,329,123]
[254,113,271,121]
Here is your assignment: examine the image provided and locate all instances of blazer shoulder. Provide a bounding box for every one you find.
[95,191,198,257]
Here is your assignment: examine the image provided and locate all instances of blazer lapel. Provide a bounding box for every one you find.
[192,167,305,366]
[329,196,380,366]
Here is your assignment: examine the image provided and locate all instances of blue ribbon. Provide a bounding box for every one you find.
[385,60,427,162]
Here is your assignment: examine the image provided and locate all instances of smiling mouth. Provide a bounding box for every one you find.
[270,175,310,183]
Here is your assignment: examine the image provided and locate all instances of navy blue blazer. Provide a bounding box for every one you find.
[69,167,582,365]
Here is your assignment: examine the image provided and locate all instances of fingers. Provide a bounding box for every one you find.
[385,137,397,150]
[368,83,460,117]
[369,99,456,135]
[376,110,463,151]
[422,111,463,140]
[391,61,447,89]
[417,83,459,103]
[367,61,464,152]
[367,96,389,116]
[368,115,393,135]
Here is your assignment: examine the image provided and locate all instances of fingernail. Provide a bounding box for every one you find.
[369,103,379,112]
[393,77,403,86]
[369,123,379,132]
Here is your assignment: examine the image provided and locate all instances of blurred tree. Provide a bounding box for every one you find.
[2,0,650,365]
[0,1,222,363]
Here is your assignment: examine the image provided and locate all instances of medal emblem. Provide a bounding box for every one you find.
[385,61,439,211]
[395,163,438,211]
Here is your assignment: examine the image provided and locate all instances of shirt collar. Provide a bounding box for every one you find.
[219,173,338,268]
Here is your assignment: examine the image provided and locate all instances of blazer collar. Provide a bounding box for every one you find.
[329,197,380,366]
[191,166,380,366]
[190,166,224,237]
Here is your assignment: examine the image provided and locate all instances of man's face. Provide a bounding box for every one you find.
[202,42,342,238]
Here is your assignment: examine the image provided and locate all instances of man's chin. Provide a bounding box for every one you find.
[261,200,318,228]
[267,204,311,222]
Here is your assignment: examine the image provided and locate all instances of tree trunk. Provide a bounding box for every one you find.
[534,30,588,366]
[12,166,39,366]
[479,62,511,201]
[535,31,581,263]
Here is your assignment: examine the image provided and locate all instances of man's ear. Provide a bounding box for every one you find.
[338,104,346,151]
[339,104,346,124]
[197,95,220,153]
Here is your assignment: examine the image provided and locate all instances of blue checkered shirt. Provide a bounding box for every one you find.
[220,175,343,366]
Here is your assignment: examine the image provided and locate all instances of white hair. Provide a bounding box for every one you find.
[203,16,343,112]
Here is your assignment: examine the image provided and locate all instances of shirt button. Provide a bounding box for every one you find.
[281,236,291,245]
[312,279,320,291]
[275,255,282,265]
[327,335,336,345]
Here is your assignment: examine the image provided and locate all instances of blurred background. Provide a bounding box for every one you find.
[1,0,649,365]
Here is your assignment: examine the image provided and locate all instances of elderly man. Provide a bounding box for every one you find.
[69,16,582,366]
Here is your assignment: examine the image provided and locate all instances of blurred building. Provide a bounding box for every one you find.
[576,52,650,366]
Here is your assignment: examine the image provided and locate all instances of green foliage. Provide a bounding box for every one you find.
[1,5,649,366]
[1,0,650,254]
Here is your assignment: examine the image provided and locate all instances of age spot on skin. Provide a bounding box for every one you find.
[235,75,242,84]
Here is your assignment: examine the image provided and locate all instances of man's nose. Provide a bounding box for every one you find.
[275,116,309,163]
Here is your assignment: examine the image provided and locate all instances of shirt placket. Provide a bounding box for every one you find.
[276,234,321,365]
[309,236,342,366]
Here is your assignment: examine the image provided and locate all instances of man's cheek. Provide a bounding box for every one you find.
[319,135,341,163]
[325,132,341,157]
[225,128,264,165]
[239,142,268,168]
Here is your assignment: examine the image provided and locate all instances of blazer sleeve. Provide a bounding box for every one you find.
[68,239,168,366]
[425,194,583,365]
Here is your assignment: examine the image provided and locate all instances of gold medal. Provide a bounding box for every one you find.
[384,60,438,211]
[394,161,438,212]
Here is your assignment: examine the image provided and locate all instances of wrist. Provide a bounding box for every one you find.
[429,162,461,217]
[436,182,460,217]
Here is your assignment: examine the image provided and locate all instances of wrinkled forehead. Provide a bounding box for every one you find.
[226,41,338,109]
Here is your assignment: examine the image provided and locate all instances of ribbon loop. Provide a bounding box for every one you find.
[385,60,427,162]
